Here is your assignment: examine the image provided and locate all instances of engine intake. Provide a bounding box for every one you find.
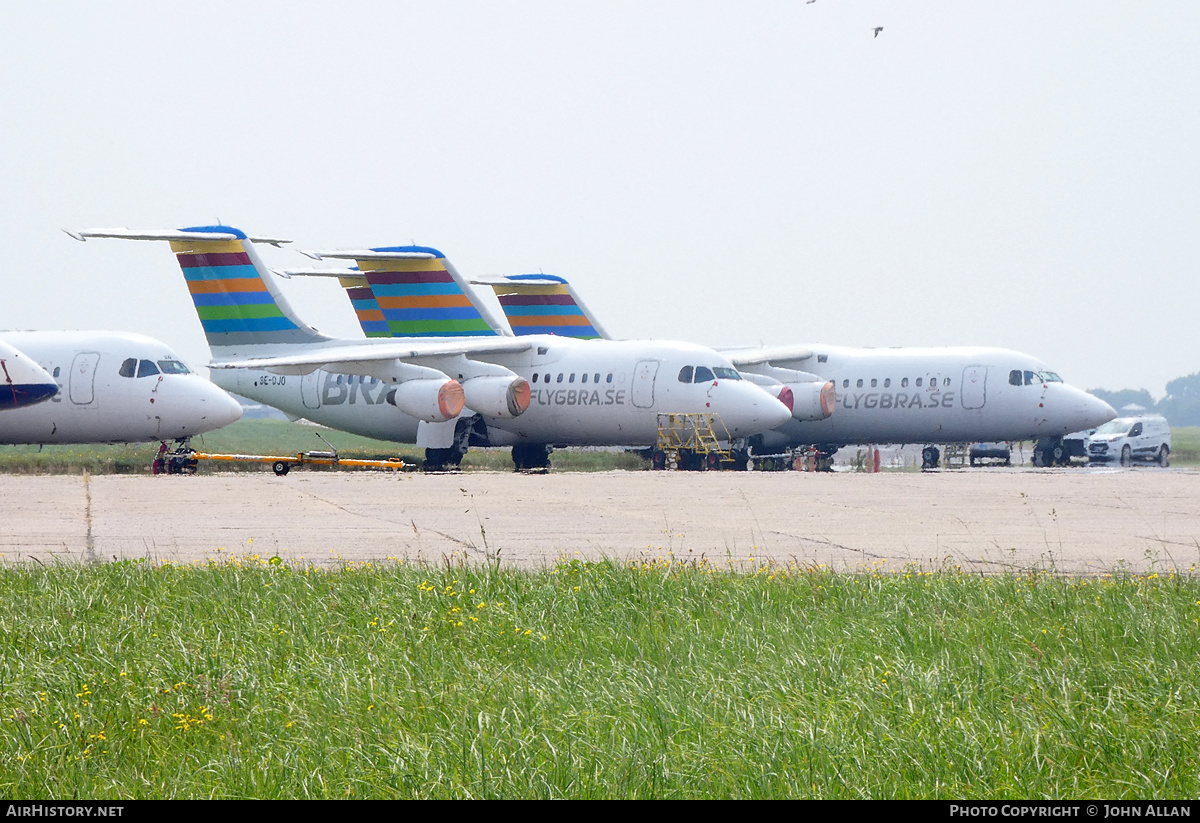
[462,375,531,419]
[788,380,836,421]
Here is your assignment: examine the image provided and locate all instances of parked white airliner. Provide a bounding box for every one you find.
[726,344,1116,467]
[0,339,57,410]
[71,227,793,469]
[0,331,244,445]
[456,274,1116,467]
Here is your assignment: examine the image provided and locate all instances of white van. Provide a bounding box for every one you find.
[1086,415,1171,466]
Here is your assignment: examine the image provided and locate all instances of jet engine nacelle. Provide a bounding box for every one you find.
[788,380,837,422]
[740,367,836,422]
[386,378,465,423]
[462,375,531,419]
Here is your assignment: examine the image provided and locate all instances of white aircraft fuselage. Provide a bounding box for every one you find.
[753,344,1115,450]
[217,336,790,447]
[0,331,244,444]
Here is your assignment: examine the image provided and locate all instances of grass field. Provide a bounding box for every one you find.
[1169,427,1200,463]
[2,558,1197,798]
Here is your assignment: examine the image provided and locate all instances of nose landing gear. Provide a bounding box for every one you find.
[1032,437,1069,468]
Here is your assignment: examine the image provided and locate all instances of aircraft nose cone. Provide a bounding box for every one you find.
[719,383,794,435]
[1080,391,1116,430]
[767,394,795,429]
[747,388,795,432]
[190,379,244,431]
[213,388,245,428]
[1045,385,1116,435]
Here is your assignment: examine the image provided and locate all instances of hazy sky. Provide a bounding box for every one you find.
[2,1,1196,397]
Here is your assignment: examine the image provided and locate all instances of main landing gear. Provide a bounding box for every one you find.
[512,443,552,472]
[423,417,478,472]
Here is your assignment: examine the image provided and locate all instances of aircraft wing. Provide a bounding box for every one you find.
[720,345,815,368]
[209,337,533,372]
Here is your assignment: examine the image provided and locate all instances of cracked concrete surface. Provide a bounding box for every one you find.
[2,467,1197,574]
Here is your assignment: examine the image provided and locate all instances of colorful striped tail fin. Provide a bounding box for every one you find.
[301,246,506,338]
[69,226,326,353]
[472,275,609,339]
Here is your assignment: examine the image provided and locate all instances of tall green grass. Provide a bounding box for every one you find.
[1169,427,1200,463]
[2,558,1197,798]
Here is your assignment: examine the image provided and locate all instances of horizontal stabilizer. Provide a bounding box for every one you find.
[301,249,436,261]
[67,228,290,247]
[273,267,362,279]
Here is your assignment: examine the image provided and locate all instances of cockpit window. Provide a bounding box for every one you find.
[1024,370,1038,386]
[137,359,160,378]
[1041,371,1062,383]
[678,366,694,383]
[157,359,190,375]
[1010,370,1022,386]
[712,367,741,380]
[694,366,715,383]
[119,358,137,378]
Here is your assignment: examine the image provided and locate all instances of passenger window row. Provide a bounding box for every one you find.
[839,376,952,390]
[531,372,614,384]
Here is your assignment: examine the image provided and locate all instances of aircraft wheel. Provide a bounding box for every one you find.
[730,449,749,471]
[1158,445,1170,467]
[425,447,455,472]
[706,452,722,471]
[1052,443,1067,465]
[272,461,290,476]
[511,444,529,471]
[921,446,940,470]
[512,443,550,471]
[651,450,667,471]
[1120,445,1131,467]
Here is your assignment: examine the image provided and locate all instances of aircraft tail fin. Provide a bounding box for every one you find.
[343,279,392,338]
[70,226,327,353]
[472,274,609,339]
[300,246,508,338]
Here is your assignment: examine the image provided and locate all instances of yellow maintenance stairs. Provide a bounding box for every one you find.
[653,413,737,470]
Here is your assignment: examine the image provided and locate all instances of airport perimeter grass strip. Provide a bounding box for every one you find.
[1,420,1196,475]
[1,558,1198,798]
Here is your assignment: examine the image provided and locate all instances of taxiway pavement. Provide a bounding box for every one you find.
[2,467,1196,574]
